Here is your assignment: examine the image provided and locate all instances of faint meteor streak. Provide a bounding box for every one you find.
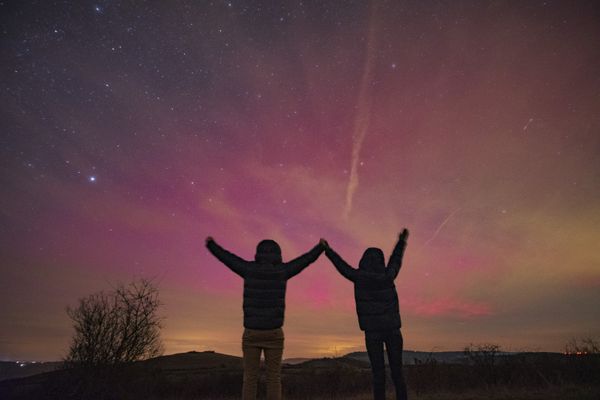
[422,208,461,249]
[523,117,534,130]
[343,1,380,219]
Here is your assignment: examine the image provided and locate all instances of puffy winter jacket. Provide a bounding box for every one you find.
[206,239,324,329]
[325,239,407,331]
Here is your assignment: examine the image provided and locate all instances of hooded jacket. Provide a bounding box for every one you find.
[325,239,407,331]
[206,239,324,330]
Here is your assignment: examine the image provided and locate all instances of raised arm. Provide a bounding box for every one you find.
[205,237,250,278]
[385,229,409,280]
[283,242,325,279]
[323,240,358,282]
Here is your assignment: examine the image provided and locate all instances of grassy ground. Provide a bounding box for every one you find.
[164,385,600,400]
[2,353,599,400]
[411,385,600,400]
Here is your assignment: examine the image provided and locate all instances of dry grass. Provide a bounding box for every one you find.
[173,385,600,400]
[1,353,599,400]
[410,385,600,400]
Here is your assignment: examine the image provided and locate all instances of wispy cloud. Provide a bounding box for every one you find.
[343,1,380,219]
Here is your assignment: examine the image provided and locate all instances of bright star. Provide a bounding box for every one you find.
[88,176,96,182]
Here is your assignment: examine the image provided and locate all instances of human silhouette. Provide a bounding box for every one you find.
[321,229,409,400]
[205,237,325,400]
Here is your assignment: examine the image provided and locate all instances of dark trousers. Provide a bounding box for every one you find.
[365,329,408,400]
[242,328,284,400]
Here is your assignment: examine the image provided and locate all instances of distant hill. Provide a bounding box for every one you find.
[282,357,312,365]
[0,349,563,383]
[0,350,245,400]
[345,350,471,365]
[143,350,242,371]
[1,350,596,400]
[285,351,471,367]
[289,356,369,370]
[0,361,63,382]
[0,351,241,382]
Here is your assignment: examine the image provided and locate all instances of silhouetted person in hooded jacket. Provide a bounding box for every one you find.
[321,229,409,400]
[205,237,325,400]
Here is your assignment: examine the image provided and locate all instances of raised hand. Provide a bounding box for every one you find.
[205,236,215,245]
[399,229,409,243]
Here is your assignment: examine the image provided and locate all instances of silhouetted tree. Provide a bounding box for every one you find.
[64,278,164,367]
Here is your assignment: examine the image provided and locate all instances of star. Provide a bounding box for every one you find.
[88,176,97,182]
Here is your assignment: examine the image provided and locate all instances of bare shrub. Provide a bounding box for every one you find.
[64,278,164,367]
[463,343,502,385]
[463,343,501,366]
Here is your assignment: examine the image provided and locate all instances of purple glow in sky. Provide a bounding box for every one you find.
[1,0,599,361]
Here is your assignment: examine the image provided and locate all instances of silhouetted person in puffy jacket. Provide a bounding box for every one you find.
[321,229,409,400]
[205,237,325,400]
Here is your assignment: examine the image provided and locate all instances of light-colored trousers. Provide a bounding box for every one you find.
[242,327,284,400]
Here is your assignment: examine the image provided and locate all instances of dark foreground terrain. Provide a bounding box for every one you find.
[1,351,598,399]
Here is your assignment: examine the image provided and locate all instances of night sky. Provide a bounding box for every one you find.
[1,1,599,362]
